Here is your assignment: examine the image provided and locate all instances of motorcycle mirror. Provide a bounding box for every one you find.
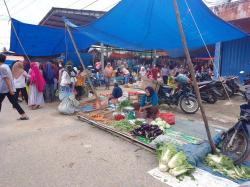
[240,71,245,74]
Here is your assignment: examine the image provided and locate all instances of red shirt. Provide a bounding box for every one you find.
[151,68,159,80]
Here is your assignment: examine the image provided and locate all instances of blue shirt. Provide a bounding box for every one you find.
[140,92,158,107]
[112,86,123,98]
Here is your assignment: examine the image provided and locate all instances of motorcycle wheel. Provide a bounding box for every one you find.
[221,130,249,165]
[179,95,199,114]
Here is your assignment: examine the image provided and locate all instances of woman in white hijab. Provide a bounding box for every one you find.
[139,66,147,77]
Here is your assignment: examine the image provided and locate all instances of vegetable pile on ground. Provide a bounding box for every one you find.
[117,100,132,111]
[114,114,125,121]
[157,144,194,178]
[205,154,250,180]
[90,114,105,121]
[112,119,139,132]
[131,124,163,140]
[151,117,171,130]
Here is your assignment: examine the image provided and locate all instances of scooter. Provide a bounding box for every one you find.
[239,71,250,101]
[157,82,199,114]
[221,103,250,164]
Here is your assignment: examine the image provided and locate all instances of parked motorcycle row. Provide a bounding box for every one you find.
[196,76,246,104]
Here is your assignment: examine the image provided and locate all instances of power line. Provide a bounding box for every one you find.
[3,0,32,63]
[11,0,38,16]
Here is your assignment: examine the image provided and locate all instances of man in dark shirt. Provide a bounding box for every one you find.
[109,83,123,105]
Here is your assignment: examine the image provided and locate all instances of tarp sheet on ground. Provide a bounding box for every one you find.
[74,0,248,57]
[10,19,96,56]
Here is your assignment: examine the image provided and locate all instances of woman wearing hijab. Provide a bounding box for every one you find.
[139,66,147,78]
[134,86,159,119]
[28,62,45,110]
[12,61,29,104]
[59,63,74,100]
[43,61,55,103]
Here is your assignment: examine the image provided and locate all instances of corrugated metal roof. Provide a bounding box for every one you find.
[39,7,105,28]
[221,36,250,80]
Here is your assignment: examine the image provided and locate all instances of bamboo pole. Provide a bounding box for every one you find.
[65,24,99,100]
[172,0,216,153]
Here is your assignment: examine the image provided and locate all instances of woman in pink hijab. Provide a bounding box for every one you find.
[28,62,45,110]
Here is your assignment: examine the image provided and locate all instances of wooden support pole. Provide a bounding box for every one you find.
[65,24,99,100]
[172,0,216,153]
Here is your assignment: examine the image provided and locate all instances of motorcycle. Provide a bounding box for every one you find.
[209,80,233,100]
[197,81,217,104]
[157,83,199,114]
[221,103,250,164]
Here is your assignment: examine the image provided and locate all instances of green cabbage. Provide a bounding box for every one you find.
[169,164,193,177]
[168,151,187,169]
[205,154,250,180]
[159,162,168,172]
[151,118,170,130]
[161,144,177,165]
[157,144,195,178]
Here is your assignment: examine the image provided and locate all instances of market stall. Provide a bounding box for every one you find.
[76,88,250,185]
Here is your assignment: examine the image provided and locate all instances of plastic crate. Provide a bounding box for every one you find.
[157,112,175,125]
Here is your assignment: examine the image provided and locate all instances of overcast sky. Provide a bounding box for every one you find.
[0,0,236,51]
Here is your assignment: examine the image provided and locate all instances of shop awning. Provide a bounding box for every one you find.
[10,19,96,56]
[74,0,248,57]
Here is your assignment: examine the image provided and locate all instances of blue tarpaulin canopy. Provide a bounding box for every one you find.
[74,0,247,57]
[10,19,96,56]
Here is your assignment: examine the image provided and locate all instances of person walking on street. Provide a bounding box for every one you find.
[103,62,113,90]
[43,61,55,103]
[28,62,45,110]
[12,60,29,104]
[0,54,29,120]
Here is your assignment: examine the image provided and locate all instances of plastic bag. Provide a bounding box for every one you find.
[58,94,80,115]
[59,86,72,101]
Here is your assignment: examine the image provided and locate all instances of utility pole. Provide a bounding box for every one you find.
[172,0,216,153]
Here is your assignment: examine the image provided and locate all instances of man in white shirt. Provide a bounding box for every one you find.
[0,54,29,120]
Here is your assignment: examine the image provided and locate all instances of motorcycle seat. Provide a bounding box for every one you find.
[160,85,173,94]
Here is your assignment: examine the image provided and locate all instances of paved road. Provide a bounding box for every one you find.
[0,100,167,187]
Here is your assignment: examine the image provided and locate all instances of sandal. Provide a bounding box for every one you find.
[18,116,29,120]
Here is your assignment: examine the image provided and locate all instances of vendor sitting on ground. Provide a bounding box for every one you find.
[134,86,159,119]
[109,83,123,104]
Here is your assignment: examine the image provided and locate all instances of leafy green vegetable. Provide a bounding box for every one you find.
[112,119,139,132]
[169,164,194,177]
[117,100,132,111]
[134,120,143,126]
[159,161,168,172]
[161,144,177,165]
[204,154,250,180]
[157,143,195,178]
[168,151,187,169]
[151,118,170,130]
